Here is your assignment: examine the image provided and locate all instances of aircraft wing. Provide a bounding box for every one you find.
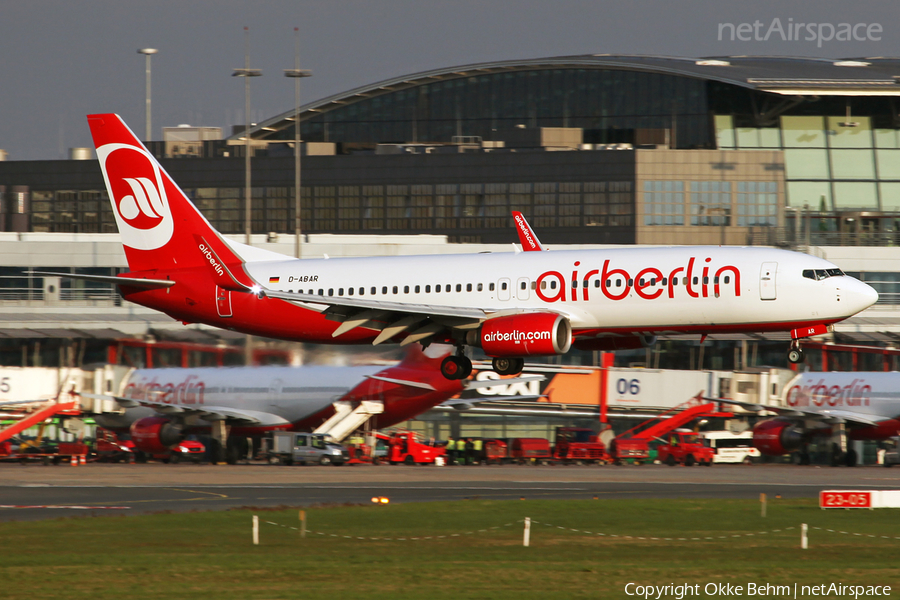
[260,288,569,346]
[712,397,882,426]
[79,393,289,426]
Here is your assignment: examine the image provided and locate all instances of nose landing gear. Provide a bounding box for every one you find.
[440,350,473,380]
[787,339,805,364]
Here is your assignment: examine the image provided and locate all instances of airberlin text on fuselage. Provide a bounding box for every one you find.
[535,257,741,302]
[787,378,871,408]
[124,375,206,405]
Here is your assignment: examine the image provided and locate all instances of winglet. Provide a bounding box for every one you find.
[512,211,544,251]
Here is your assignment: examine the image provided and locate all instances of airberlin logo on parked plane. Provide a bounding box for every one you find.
[96,143,174,251]
[534,257,741,302]
[786,379,871,408]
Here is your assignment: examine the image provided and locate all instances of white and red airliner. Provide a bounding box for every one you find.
[62,114,878,380]
[722,371,900,466]
[88,344,496,462]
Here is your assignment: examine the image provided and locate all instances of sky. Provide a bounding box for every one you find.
[1,0,899,160]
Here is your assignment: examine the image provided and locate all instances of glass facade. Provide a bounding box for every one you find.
[278,68,714,150]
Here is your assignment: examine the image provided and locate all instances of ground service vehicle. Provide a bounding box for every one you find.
[94,429,135,463]
[509,438,552,463]
[658,430,715,466]
[701,430,760,464]
[553,427,609,463]
[269,432,348,466]
[385,431,445,465]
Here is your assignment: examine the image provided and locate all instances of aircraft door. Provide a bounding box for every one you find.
[216,286,233,317]
[516,277,530,301]
[759,262,777,301]
[498,278,511,301]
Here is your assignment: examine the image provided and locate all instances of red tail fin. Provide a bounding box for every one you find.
[87,114,246,278]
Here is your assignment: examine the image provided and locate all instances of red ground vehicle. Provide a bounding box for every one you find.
[657,430,715,466]
[553,427,610,463]
[509,438,552,463]
[168,439,206,463]
[483,439,508,464]
[94,429,135,463]
[610,437,650,464]
[385,431,445,465]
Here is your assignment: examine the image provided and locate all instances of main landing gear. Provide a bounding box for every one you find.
[787,340,805,364]
[441,351,473,380]
[439,352,526,380]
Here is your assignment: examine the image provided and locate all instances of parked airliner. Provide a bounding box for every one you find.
[58,114,878,380]
[723,371,900,466]
[88,344,514,463]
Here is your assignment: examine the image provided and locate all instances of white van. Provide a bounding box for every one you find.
[701,430,760,464]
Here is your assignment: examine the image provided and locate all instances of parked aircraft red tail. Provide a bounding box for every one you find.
[86,114,250,285]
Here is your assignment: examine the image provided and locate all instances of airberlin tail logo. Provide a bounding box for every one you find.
[96,143,174,250]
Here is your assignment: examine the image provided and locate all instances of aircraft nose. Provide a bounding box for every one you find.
[843,278,878,313]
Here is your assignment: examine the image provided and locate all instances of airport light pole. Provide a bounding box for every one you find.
[137,48,158,141]
[284,27,312,258]
[232,27,262,245]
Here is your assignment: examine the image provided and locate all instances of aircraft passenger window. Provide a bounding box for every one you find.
[650,278,656,286]
[445,284,451,292]
[639,279,645,286]
[605,280,611,287]
[328,289,334,296]
[724,276,730,284]
[550,281,557,290]
[382,286,388,294]
[627,279,633,286]
[571,280,577,289]
[522,282,528,290]
[616,280,622,287]
[339,288,344,296]
[662,278,667,285]
[467,283,472,292]
[489,283,495,291]
[713,277,719,284]
[415,285,420,293]
[318,289,324,295]
[692,277,698,285]
[501,282,508,291]
[477,283,483,292]
[435,285,441,293]
[370,287,376,295]
[359,287,364,295]
[404,285,409,293]
[682,278,688,285]
[531,281,536,290]
[348,288,353,295]
[308,289,313,294]
[456,284,462,292]
[393,286,399,294]
[595,280,600,288]
[703,277,708,284]
[582,280,588,288]
[425,285,431,293]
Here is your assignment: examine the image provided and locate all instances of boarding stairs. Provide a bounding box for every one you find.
[313,401,384,442]
[0,400,80,444]
[616,394,732,443]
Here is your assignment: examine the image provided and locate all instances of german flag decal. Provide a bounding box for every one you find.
[269,276,280,284]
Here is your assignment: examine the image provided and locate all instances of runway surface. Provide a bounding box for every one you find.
[2,462,899,521]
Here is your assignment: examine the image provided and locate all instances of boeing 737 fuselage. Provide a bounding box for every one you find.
[69,114,878,380]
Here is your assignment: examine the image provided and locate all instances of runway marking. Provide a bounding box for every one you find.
[0,505,129,510]
[168,488,230,499]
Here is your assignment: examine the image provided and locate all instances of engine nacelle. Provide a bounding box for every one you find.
[129,416,184,454]
[752,419,804,456]
[469,313,571,357]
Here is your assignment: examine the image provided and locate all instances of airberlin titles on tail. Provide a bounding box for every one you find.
[86,113,879,379]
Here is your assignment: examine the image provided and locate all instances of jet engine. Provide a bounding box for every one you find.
[129,416,184,454]
[469,313,571,357]
[752,418,805,456]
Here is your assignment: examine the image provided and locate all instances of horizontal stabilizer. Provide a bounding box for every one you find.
[29,271,175,290]
[365,374,436,391]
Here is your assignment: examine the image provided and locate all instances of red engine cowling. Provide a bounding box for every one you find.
[129,416,184,454]
[752,419,804,456]
[470,313,572,357]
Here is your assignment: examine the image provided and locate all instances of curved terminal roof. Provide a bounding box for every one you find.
[235,54,900,141]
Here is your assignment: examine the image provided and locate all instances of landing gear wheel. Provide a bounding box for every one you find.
[492,357,525,376]
[441,355,472,380]
[787,342,804,364]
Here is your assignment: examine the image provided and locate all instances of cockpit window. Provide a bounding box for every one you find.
[802,268,845,281]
